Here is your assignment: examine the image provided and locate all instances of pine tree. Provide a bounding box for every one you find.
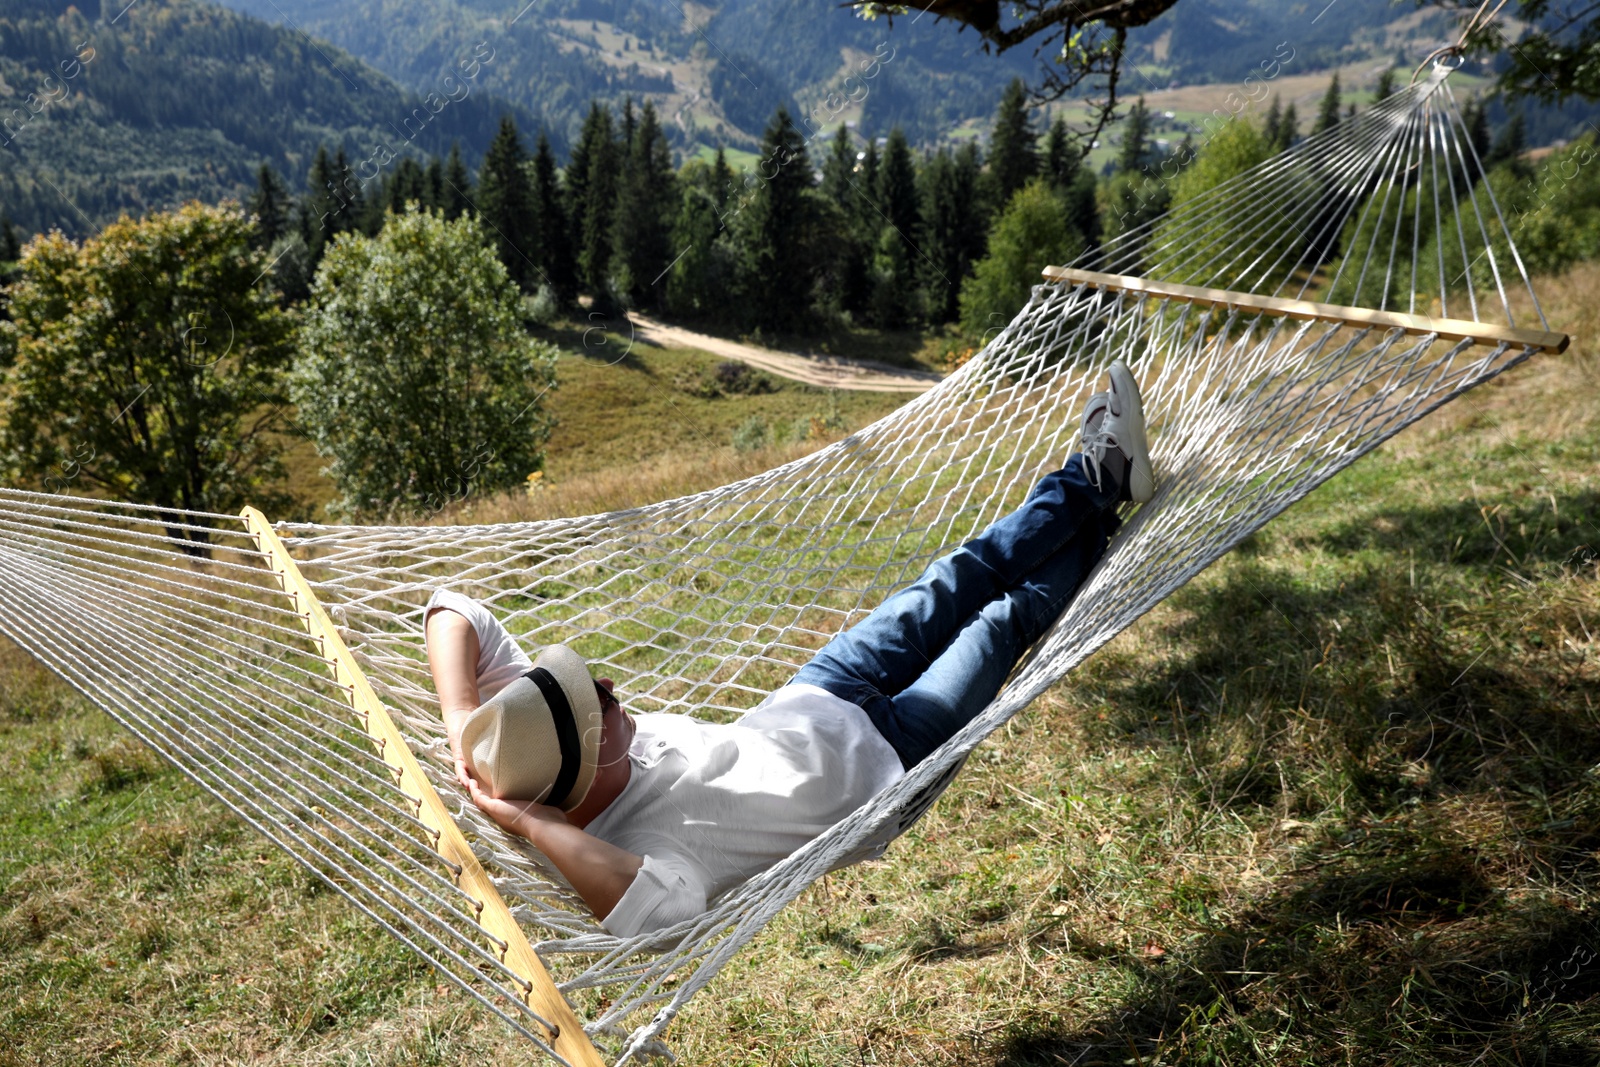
[854,139,881,240]
[1262,96,1283,148]
[441,143,473,220]
[620,97,637,156]
[386,157,427,216]
[742,106,815,331]
[332,148,370,236]
[819,128,869,316]
[568,103,620,299]
[1043,115,1074,190]
[1041,113,1099,247]
[423,156,445,214]
[1276,101,1299,152]
[1119,97,1152,174]
[877,128,921,244]
[1486,110,1527,169]
[919,147,983,323]
[564,105,598,258]
[301,145,346,260]
[247,163,291,249]
[870,127,922,328]
[1374,68,1397,102]
[476,115,541,291]
[988,78,1038,206]
[711,147,735,216]
[1313,73,1342,136]
[1465,97,1489,159]
[0,211,20,262]
[532,132,576,305]
[953,139,992,238]
[611,100,677,309]
[821,126,857,209]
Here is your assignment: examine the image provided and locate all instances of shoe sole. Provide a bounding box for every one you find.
[1108,360,1155,503]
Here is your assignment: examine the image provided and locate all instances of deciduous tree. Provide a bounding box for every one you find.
[0,202,293,549]
[959,179,1083,337]
[291,207,558,519]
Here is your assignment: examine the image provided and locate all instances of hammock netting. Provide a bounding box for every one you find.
[0,66,1564,1063]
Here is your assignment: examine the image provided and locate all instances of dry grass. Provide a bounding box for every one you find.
[3,266,1598,1064]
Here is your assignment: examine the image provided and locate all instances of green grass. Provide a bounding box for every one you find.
[4,269,1598,1064]
[531,324,915,484]
[662,335,1600,1065]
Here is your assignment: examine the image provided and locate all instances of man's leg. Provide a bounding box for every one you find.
[876,510,1118,767]
[791,454,1118,735]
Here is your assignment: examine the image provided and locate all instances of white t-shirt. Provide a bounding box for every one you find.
[423,590,906,938]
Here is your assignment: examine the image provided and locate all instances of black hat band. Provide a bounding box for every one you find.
[526,666,580,808]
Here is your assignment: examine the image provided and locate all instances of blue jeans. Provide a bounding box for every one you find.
[792,455,1120,769]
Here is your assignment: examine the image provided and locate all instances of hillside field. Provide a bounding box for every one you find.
[279,332,919,522]
[1,264,1597,1065]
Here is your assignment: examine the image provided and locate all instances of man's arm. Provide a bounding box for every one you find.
[426,607,644,919]
[425,607,482,788]
[467,776,644,920]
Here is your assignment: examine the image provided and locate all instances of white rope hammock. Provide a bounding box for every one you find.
[0,65,1567,1064]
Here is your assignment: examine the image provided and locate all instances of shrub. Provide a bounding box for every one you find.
[713,361,775,395]
[732,415,771,452]
[526,282,562,326]
[291,207,559,519]
[675,361,776,398]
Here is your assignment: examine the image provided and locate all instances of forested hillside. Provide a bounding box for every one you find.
[212,0,1040,147]
[0,0,529,236]
[215,0,1600,157]
[211,0,664,149]
[5,0,1596,238]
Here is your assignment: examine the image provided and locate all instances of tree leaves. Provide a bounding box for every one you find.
[290,206,558,521]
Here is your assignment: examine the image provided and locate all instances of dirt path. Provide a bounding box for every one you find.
[628,314,945,393]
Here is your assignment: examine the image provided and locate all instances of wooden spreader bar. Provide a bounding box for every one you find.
[1043,265,1570,355]
[241,508,605,1067]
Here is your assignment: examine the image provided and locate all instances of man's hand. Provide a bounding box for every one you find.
[466,773,568,837]
[464,772,644,922]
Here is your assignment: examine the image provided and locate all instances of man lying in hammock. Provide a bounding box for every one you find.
[425,360,1155,938]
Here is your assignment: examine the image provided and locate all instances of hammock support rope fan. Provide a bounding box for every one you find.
[0,64,1569,1064]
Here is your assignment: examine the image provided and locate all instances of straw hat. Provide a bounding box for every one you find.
[460,645,606,810]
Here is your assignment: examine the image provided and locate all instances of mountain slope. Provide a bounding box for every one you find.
[205,0,1477,151]
[0,0,532,237]
[210,0,1040,147]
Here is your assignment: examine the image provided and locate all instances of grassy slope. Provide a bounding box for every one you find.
[3,266,1598,1065]
[281,330,916,522]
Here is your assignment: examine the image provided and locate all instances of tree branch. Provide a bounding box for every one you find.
[843,0,1180,52]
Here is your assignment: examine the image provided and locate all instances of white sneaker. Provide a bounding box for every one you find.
[1080,360,1154,503]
